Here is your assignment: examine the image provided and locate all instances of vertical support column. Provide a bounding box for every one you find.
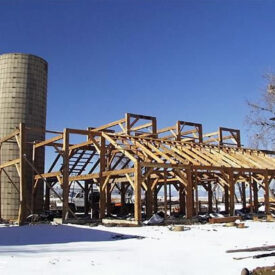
[218,127,223,146]
[99,136,106,219]
[253,180,258,212]
[18,123,27,225]
[62,128,69,223]
[169,183,172,215]
[241,182,246,210]
[164,170,168,219]
[185,167,193,219]
[31,143,36,214]
[264,171,270,215]
[106,184,111,216]
[152,117,157,138]
[236,130,241,147]
[146,177,153,219]
[84,180,89,216]
[224,185,229,214]
[208,183,213,213]
[176,121,181,141]
[153,185,158,213]
[249,173,253,213]
[44,182,50,211]
[134,162,141,222]
[0,143,2,220]
[125,113,130,135]
[179,184,185,214]
[229,170,235,216]
[194,171,199,215]
[121,183,126,208]
[197,124,203,143]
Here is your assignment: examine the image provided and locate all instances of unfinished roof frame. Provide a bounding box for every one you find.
[1,113,275,225]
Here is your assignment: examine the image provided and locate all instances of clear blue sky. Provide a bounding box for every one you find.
[1,0,275,146]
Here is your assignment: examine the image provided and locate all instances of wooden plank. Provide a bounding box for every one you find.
[209,216,241,224]
[102,133,137,163]
[93,118,126,131]
[146,142,177,164]
[0,129,20,143]
[170,145,201,165]
[0,158,20,169]
[134,162,142,222]
[34,134,63,148]
[69,140,94,151]
[158,144,189,164]
[134,140,164,163]
[34,171,61,180]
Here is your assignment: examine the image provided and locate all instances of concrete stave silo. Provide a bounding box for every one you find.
[0,53,47,220]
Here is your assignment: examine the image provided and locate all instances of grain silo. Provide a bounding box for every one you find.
[0,53,47,220]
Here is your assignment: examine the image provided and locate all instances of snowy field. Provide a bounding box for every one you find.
[0,221,274,275]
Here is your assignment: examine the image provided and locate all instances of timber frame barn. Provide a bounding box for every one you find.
[1,113,275,225]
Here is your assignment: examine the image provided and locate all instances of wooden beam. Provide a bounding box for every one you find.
[185,167,193,219]
[62,129,70,222]
[264,171,270,214]
[99,136,106,219]
[34,134,63,148]
[0,158,20,169]
[18,123,26,225]
[134,162,142,222]
[0,129,20,143]
[229,170,235,216]
[102,133,137,163]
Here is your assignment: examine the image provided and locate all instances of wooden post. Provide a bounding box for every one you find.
[153,185,158,213]
[208,183,213,213]
[18,123,27,225]
[253,180,258,212]
[241,182,246,210]
[264,171,270,215]
[106,183,111,215]
[146,178,153,219]
[84,180,89,215]
[44,182,50,211]
[185,167,193,219]
[179,184,185,214]
[164,170,167,219]
[169,183,172,215]
[249,173,253,213]
[121,183,126,208]
[31,143,36,214]
[0,143,2,220]
[125,113,130,135]
[99,136,106,219]
[194,171,199,215]
[152,117,157,137]
[224,185,229,214]
[62,128,70,222]
[134,162,141,222]
[229,170,235,216]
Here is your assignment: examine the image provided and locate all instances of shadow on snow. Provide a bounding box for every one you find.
[0,224,142,246]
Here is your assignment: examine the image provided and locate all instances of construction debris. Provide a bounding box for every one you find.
[227,245,275,254]
[143,212,165,225]
[209,216,241,224]
[234,252,275,260]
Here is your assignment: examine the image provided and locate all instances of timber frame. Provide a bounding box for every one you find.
[1,113,275,224]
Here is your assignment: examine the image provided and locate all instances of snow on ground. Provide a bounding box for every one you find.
[0,221,274,275]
